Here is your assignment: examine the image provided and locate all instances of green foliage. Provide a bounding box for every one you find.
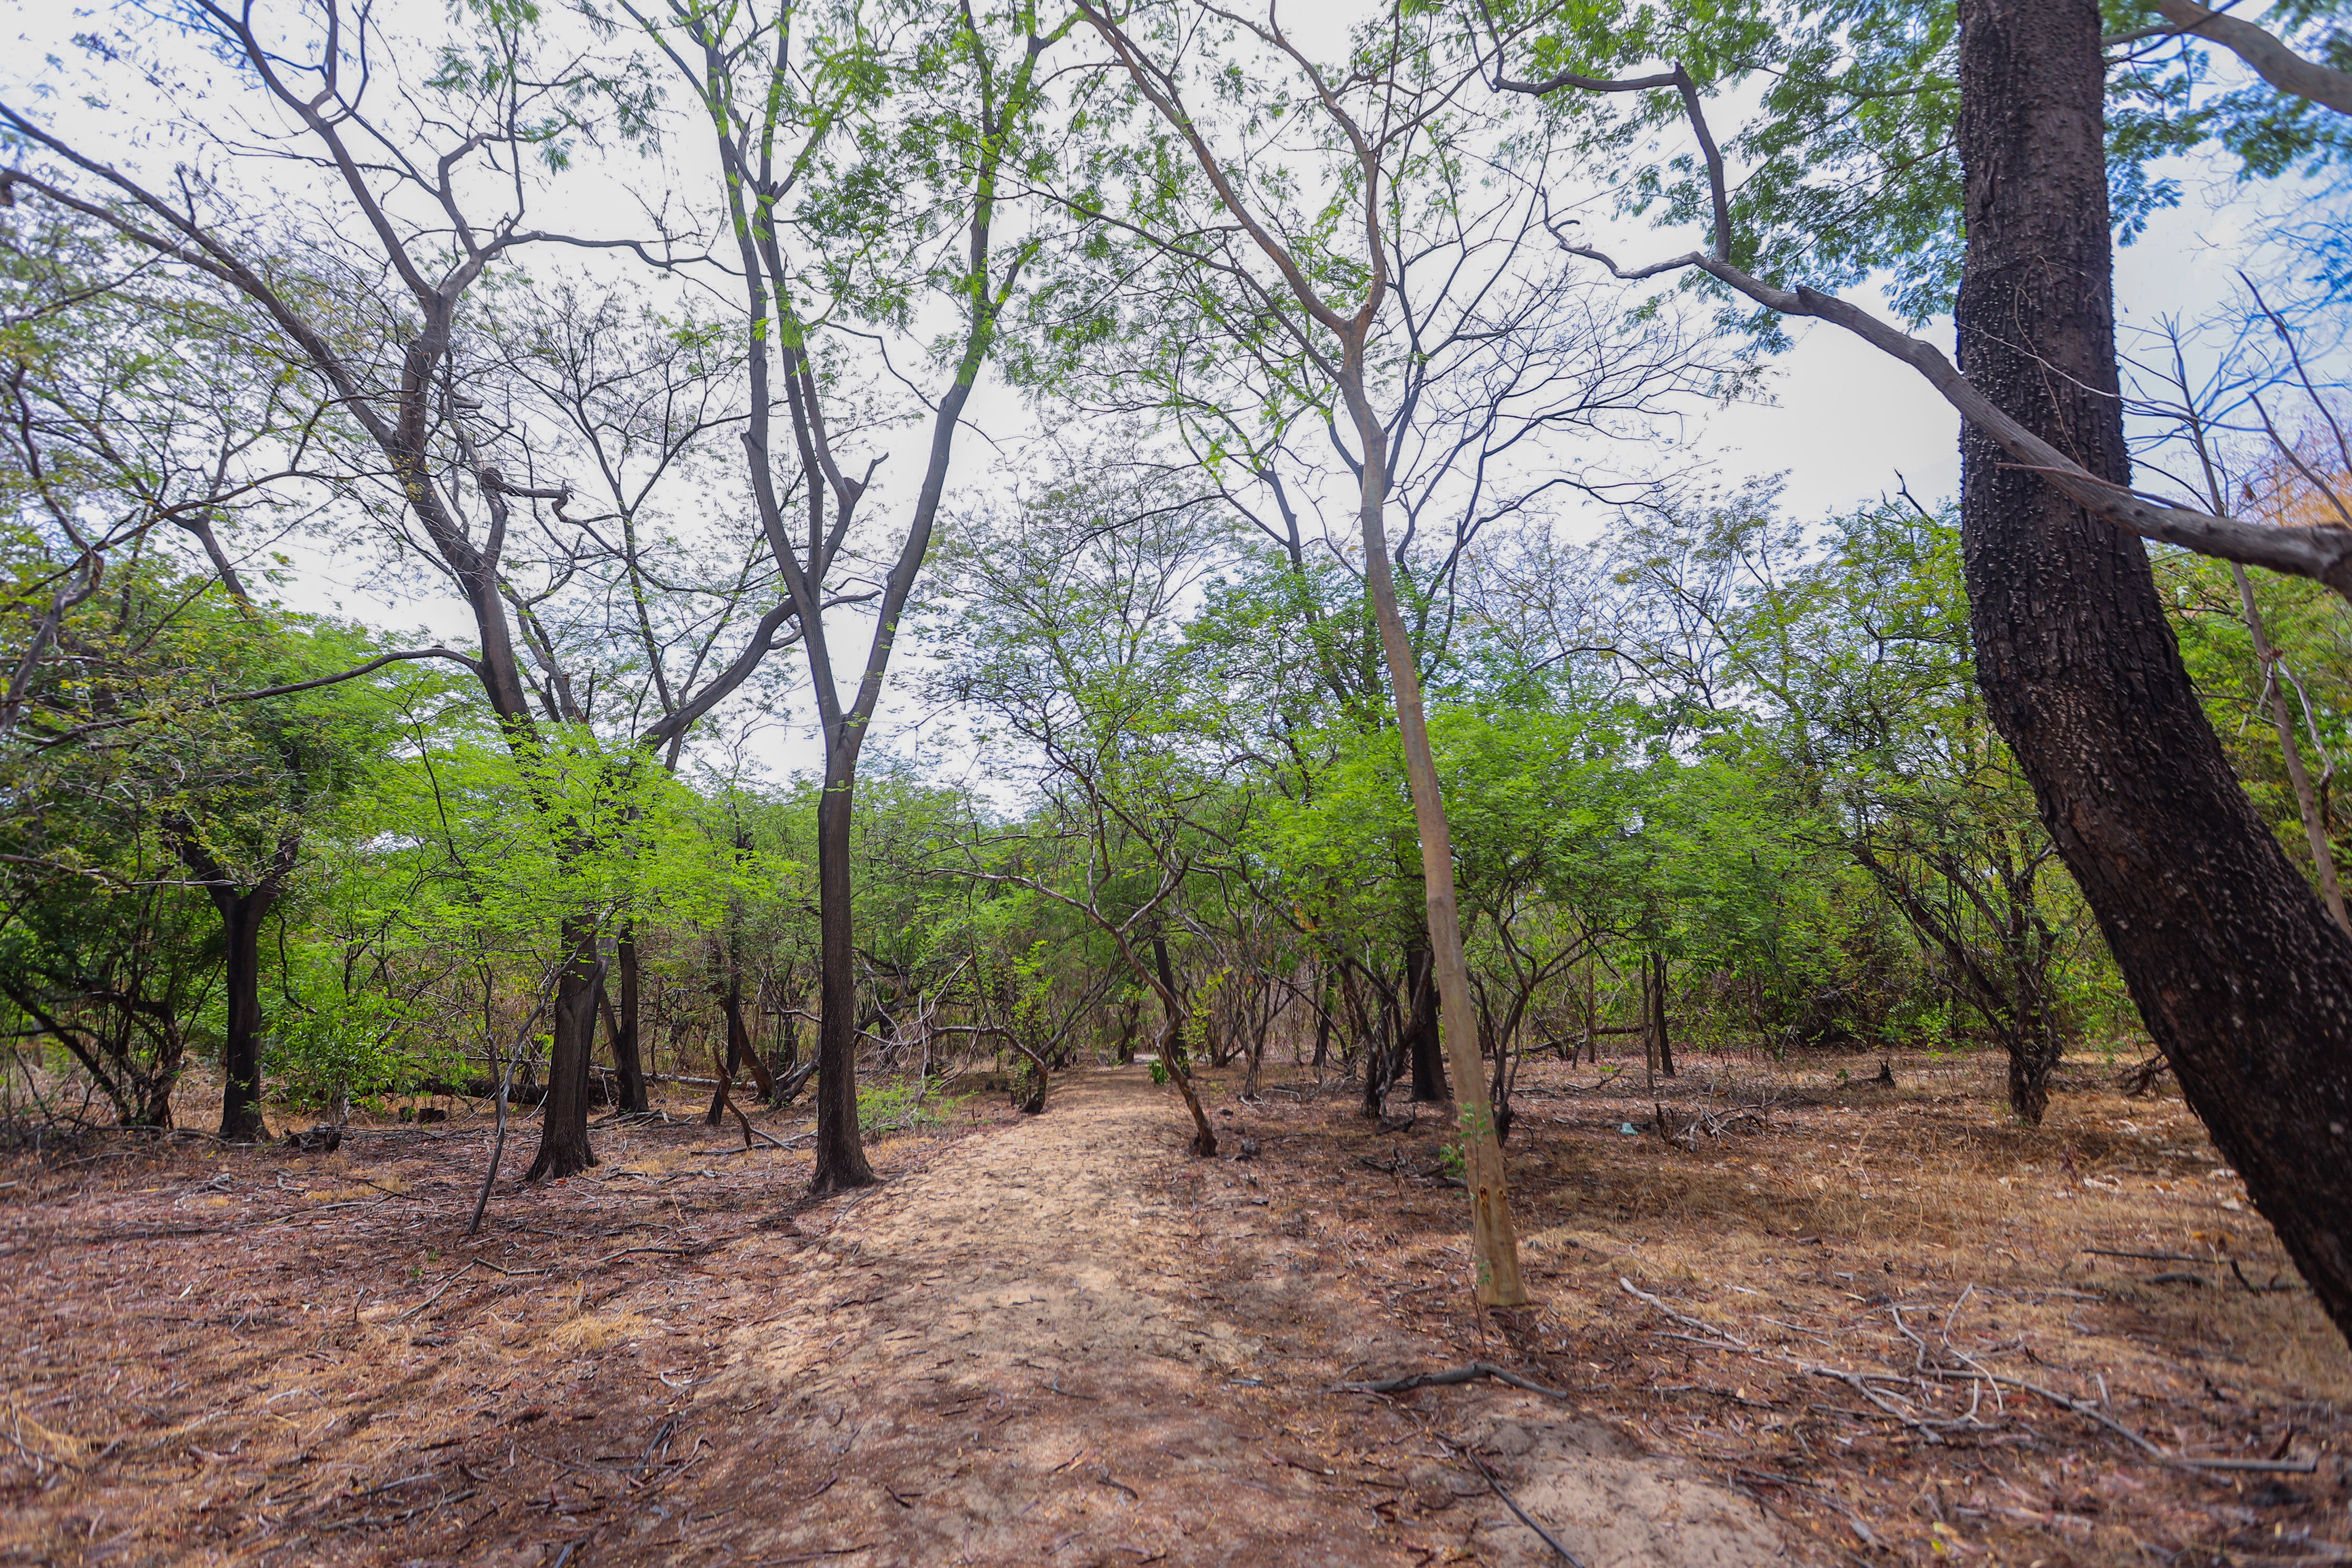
[21,0,2307,1140]
[857,1077,959,1133]
[1485,0,2352,326]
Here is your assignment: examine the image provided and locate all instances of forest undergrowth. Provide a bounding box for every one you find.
[1,1047,2339,1567]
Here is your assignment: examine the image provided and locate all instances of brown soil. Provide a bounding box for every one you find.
[1,1048,2346,1566]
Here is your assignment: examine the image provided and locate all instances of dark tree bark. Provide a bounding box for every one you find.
[1115,993,1140,1066]
[1362,969,1399,1118]
[706,956,776,1125]
[807,773,875,1192]
[525,915,602,1180]
[1311,966,1332,1073]
[167,826,298,1143]
[1957,0,2352,1334]
[611,923,648,1114]
[1403,935,1448,1102]
[210,884,278,1143]
[1650,953,1676,1080]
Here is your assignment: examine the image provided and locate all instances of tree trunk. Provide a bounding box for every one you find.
[1957,0,2352,1337]
[1343,381,1528,1307]
[1311,967,1332,1072]
[525,914,602,1180]
[1404,934,1448,1102]
[703,983,737,1128]
[1153,930,1218,1155]
[1363,974,1398,1118]
[1584,959,1599,1064]
[211,885,277,1143]
[2004,988,2063,1125]
[1642,954,1659,1092]
[1651,953,1676,1079]
[610,922,648,1114]
[1116,995,1139,1065]
[807,769,875,1193]
[705,960,776,1127]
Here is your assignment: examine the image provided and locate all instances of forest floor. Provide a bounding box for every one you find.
[1,1047,2346,1567]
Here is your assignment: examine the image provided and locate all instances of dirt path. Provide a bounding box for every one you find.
[648,1067,1789,1567]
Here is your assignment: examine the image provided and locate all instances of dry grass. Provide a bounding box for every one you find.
[0,1085,1021,1566]
[1183,1045,2352,1565]
[1,1047,2345,1566]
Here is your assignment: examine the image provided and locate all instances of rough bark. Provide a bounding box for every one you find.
[524,915,602,1180]
[211,885,277,1143]
[1957,0,2352,1336]
[611,923,649,1113]
[1403,935,1448,1102]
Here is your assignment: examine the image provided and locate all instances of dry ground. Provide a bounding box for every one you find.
[0,1045,2345,1566]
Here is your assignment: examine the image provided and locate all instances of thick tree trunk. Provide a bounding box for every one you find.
[1957,0,2352,1337]
[211,886,277,1143]
[525,914,602,1180]
[610,922,648,1114]
[1404,935,1448,1102]
[807,771,875,1193]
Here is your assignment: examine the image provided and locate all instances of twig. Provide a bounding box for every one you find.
[589,1242,721,1270]
[1437,1433,1588,1567]
[1914,1365,2316,1473]
[392,1262,479,1325]
[1617,1277,1750,1347]
[1335,1361,1574,1401]
[624,1416,677,1487]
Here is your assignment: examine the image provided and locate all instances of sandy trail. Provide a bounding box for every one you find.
[640,1067,1789,1567]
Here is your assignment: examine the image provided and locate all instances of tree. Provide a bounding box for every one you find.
[1722,496,2108,1120]
[1082,0,1531,1306]
[929,458,1228,1148]
[631,0,1074,1192]
[3,3,808,1177]
[1475,0,2352,1337]
[1951,0,2352,1330]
